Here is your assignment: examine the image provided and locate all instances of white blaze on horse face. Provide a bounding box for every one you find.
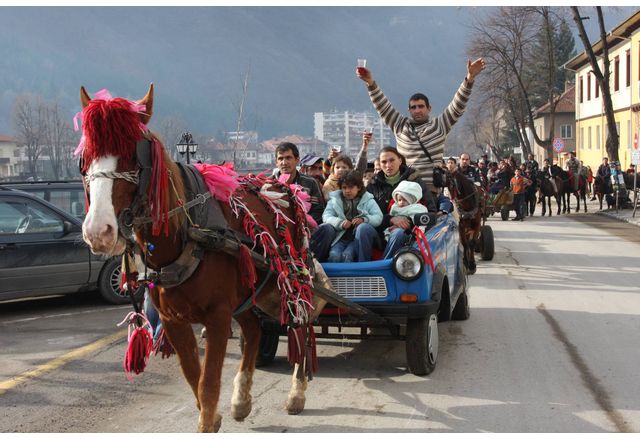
[82,155,124,256]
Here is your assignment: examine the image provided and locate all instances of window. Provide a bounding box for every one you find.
[587,73,591,100]
[626,49,631,87]
[561,125,572,139]
[588,126,592,149]
[0,200,63,235]
[595,78,600,98]
[614,56,620,91]
[579,76,584,103]
[580,127,584,149]
[596,125,600,150]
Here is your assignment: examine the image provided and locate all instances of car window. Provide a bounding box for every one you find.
[0,199,64,235]
[49,189,86,218]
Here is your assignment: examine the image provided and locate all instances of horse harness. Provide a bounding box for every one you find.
[82,138,256,290]
[450,172,480,220]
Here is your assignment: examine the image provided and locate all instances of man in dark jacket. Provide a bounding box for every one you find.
[272,142,324,226]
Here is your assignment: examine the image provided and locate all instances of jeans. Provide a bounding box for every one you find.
[329,240,357,262]
[144,289,162,342]
[383,228,412,259]
[312,222,379,262]
[309,223,336,262]
[513,193,525,219]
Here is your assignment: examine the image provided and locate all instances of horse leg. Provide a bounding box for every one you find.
[161,318,202,408]
[465,243,476,275]
[198,312,233,433]
[286,363,308,415]
[230,309,260,421]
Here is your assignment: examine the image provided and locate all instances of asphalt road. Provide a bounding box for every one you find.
[1,211,639,433]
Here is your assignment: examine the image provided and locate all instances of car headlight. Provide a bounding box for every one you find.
[392,249,424,281]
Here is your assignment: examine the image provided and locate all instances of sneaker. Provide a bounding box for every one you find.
[511,217,520,221]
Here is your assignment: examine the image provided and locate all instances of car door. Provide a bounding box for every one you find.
[0,194,90,300]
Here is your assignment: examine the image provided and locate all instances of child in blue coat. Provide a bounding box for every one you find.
[323,170,383,262]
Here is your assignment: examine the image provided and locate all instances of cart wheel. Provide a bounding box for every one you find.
[480,225,494,261]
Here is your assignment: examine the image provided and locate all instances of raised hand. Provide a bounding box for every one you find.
[356,67,374,86]
[466,58,486,82]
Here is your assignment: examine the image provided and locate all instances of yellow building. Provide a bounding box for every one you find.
[565,10,640,172]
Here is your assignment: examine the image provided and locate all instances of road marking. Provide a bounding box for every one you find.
[1,306,126,325]
[537,304,631,433]
[0,328,127,395]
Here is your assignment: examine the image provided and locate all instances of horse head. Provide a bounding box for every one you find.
[79,84,171,257]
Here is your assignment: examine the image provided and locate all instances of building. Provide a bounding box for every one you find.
[0,134,19,179]
[565,10,640,171]
[313,110,394,158]
[531,85,576,167]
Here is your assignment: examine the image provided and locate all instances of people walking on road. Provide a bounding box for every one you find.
[356,58,485,191]
[510,167,531,221]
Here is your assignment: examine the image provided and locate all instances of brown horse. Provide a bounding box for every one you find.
[536,171,562,216]
[78,85,329,432]
[446,168,484,275]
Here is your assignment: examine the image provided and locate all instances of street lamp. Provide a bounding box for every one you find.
[176,132,198,164]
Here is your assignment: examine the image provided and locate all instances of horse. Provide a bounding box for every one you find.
[550,165,587,213]
[536,171,562,216]
[523,171,538,216]
[593,174,612,210]
[78,85,330,432]
[445,168,484,275]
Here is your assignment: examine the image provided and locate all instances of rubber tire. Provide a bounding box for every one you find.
[406,313,438,376]
[239,330,280,367]
[500,206,509,221]
[451,289,470,321]
[480,225,494,261]
[97,258,138,304]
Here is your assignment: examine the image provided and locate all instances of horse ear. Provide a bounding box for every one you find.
[80,86,91,109]
[138,83,154,125]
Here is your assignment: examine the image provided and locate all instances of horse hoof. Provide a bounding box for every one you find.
[468,266,477,275]
[286,396,306,415]
[231,399,252,421]
[198,413,222,433]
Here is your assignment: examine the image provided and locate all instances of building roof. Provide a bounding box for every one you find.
[565,10,640,71]
[0,134,15,142]
[535,86,575,115]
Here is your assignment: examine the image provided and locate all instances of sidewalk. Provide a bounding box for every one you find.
[587,192,640,227]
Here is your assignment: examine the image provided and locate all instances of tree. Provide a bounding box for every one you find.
[571,6,619,162]
[11,95,47,178]
[468,7,571,158]
[43,100,75,180]
[232,65,251,166]
[153,116,187,162]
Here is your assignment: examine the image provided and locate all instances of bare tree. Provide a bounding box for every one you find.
[11,95,47,178]
[571,6,619,162]
[233,65,251,166]
[468,6,567,158]
[153,116,187,161]
[43,100,75,180]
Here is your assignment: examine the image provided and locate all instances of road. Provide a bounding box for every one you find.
[1,212,639,433]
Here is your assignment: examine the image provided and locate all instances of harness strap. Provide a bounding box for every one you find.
[149,240,203,288]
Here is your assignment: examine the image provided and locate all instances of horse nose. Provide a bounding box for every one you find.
[83,218,118,250]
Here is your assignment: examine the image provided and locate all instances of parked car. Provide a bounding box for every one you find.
[244,213,470,376]
[0,180,87,219]
[0,187,136,304]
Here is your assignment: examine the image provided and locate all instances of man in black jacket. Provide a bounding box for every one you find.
[272,142,324,226]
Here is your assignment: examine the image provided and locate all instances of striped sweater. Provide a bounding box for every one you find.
[367,78,474,190]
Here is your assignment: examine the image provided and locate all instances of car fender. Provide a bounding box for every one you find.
[429,263,446,303]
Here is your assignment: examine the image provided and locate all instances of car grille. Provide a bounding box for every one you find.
[328,276,388,299]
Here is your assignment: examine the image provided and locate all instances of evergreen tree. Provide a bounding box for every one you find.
[554,19,577,92]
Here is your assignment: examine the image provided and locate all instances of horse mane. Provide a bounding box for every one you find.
[80,97,144,172]
[148,132,186,235]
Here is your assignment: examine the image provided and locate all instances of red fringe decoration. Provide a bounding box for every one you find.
[149,138,169,237]
[239,244,258,303]
[124,326,153,380]
[81,98,143,173]
[308,325,318,374]
[153,328,175,359]
[287,326,305,366]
